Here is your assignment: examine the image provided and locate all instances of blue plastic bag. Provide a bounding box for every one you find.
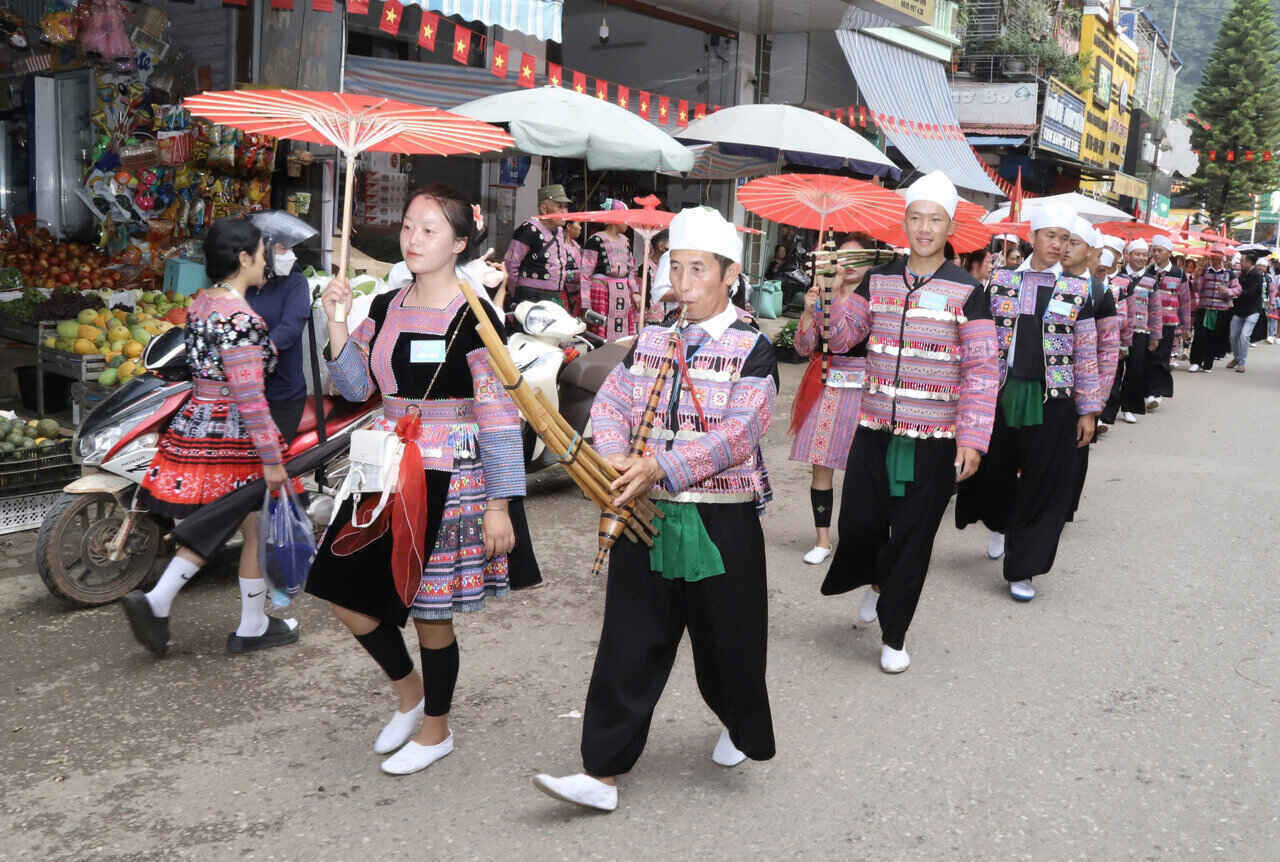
[258,485,317,608]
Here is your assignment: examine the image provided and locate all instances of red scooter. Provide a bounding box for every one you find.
[36,326,380,606]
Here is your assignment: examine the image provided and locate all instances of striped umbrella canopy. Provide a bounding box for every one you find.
[182,89,514,304]
[736,173,906,243]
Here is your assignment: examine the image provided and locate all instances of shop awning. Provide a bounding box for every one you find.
[835,30,1004,197]
[345,55,508,109]
[966,136,1028,147]
[411,0,562,43]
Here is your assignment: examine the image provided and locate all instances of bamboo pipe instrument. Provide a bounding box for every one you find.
[806,247,900,269]
[454,278,661,575]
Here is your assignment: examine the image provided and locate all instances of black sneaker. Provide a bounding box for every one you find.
[121,590,171,657]
[226,616,300,655]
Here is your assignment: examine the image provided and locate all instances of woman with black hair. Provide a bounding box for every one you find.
[307,184,528,777]
[122,218,300,658]
[963,249,994,286]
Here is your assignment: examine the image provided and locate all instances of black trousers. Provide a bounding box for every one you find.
[580,502,774,777]
[1120,333,1151,413]
[823,429,956,651]
[967,399,1079,582]
[1100,348,1126,424]
[172,398,307,560]
[1189,309,1230,368]
[1067,426,1098,523]
[1146,325,1176,398]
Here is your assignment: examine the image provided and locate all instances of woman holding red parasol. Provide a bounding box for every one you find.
[788,231,877,566]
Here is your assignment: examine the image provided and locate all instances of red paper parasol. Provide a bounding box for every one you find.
[736,173,906,244]
[738,173,906,392]
[1093,220,1169,242]
[536,195,760,319]
[182,89,514,319]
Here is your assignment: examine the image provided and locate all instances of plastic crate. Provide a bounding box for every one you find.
[0,438,77,492]
[0,489,61,535]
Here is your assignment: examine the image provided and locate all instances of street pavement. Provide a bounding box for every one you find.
[1,343,1277,862]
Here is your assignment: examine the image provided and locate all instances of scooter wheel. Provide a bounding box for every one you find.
[36,492,164,607]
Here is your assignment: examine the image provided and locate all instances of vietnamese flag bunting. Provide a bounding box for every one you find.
[490,39,509,77]
[312,0,332,9]
[452,26,472,63]
[677,100,689,128]
[223,0,247,7]
[271,0,293,10]
[595,79,609,101]
[1246,150,1255,161]
[348,0,368,13]
[858,106,867,127]
[518,52,536,87]
[637,91,651,118]
[379,0,402,34]
[1209,151,1216,161]
[418,11,439,50]
[617,85,630,110]
[1227,150,1235,162]
[572,71,587,94]
[547,62,563,87]
[694,102,706,120]
[658,96,670,123]
[835,108,845,125]
[1266,151,1273,161]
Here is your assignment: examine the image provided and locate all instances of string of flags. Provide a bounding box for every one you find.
[1193,149,1277,163]
[230,0,971,142]
[1185,112,1211,131]
[967,144,1037,199]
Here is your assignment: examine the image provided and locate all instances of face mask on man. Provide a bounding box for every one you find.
[273,250,297,277]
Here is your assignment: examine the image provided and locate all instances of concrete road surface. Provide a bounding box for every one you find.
[1,345,1276,862]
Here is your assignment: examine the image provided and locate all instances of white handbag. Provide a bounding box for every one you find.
[332,428,405,528]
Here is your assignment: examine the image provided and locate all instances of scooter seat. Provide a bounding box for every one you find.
[296,396,338,434]
[558,340,631,392]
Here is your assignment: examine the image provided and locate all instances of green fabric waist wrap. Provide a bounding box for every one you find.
[649,501,725,582]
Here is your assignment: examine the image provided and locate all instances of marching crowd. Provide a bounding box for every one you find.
[114,169,1268,815]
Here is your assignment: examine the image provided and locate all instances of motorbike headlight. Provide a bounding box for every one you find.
[78,427,123,464]
[524,307,556,334]
[114,432,158,463]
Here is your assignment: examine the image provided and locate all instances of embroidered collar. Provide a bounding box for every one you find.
[681,303,738,342]
[1016,258,1062,275]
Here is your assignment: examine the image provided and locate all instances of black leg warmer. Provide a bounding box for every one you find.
[354,622,414,682]
[810,488,834,529]
[421,641,460,717]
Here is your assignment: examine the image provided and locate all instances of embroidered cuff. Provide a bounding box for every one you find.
[478,425,526,500]
[328,340,374,402]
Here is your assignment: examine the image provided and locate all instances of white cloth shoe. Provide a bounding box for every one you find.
[374,698,425,754]
[380,732,454,775]
[1144,397,1159,411]
[880,644,910,674]
[858,588,879,623]
[986,531,1005,560]
[532,773,618,812]
[712,727,747,767]
[1096,422,1110,436]
[802,545,833,565]
[1009,579,1036,602]
[1121,411,1138,424]
[1188,364,1202,372]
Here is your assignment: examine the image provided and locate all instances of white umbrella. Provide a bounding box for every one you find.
[676,103,899,179]
[982,192,1133,225]
[452,86,694,173]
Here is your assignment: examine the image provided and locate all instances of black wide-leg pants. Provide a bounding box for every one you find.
[1120,332,1151,413]
[970,400,1079,582]
[1189,309,1231,369]
[822,429,957,651]
[1147,325,1176,398]
[580,502,775,777]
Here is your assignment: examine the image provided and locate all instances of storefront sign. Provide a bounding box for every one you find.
[1149,192,1171,220]
[878,0,937,26]
[1093,58,1113,108]
[1038,78,1086,160]
[1112,171,1148,199]
[950,82,1038,126]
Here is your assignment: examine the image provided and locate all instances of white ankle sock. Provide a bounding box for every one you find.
[236,578,270,637]
[145,556,201,617]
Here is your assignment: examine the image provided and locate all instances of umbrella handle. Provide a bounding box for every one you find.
[640,235,652,324]
[334,150,356,324]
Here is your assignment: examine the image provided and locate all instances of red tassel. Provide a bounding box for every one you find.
[789,354,826,436]
[389,440,427,608]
